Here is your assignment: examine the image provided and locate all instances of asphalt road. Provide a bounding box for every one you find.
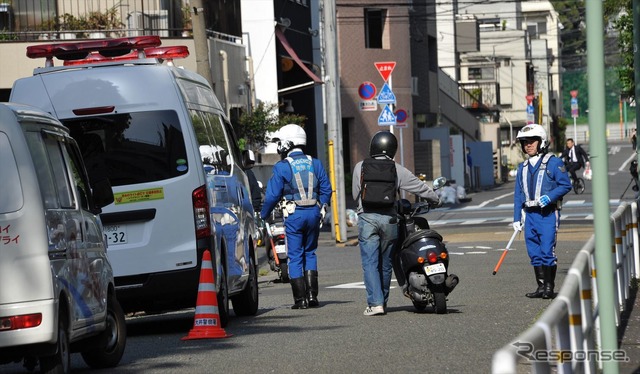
[0,140,635,373]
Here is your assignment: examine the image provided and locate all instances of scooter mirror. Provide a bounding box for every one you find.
[433,176,447,190]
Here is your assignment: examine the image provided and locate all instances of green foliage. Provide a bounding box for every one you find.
[608,0,634,97]
[550,0,586,70]
[40,5,124,37]
[236,101,306,150]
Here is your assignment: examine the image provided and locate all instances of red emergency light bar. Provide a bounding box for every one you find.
[26,36,162,67]
[62,45,190,67]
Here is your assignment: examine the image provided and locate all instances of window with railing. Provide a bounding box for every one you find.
[0,0,220,41]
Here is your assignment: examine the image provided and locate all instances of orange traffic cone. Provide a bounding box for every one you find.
[182,249,232,340]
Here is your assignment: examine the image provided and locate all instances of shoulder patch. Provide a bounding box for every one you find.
[558,165,566,173]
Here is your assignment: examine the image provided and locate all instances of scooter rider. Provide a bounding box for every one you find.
[513,124,571,299]
[261,124,332,309]
[352,131,440,316]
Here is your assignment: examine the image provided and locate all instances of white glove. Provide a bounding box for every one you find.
[319,204,328,228]
[512,221,523,232]
[538,195,551,208]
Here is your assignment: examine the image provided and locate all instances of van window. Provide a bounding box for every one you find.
[63,111,188,187]
[63,143,91,211]
[24,132,59,209]
[191,110,231,174]
[0,132,23,213]
[44,136,75,209]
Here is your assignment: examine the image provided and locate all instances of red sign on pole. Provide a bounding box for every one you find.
[374,61,396,82]
[570,90,578,98]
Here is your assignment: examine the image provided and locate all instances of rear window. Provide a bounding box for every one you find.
[0,132,23,213]
[63,110,188,186]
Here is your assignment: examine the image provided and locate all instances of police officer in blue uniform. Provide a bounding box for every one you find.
[261,124,332,309]
[513,124,571,299]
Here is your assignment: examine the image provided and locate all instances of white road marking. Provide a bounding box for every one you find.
[461,219,487,225]
[467,251,487,254]
[327,281,396,289]
[619,152,636,172]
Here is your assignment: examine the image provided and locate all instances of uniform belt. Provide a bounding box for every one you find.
[525,204,556,212]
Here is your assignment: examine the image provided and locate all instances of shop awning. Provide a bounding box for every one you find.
[275,26,323,94]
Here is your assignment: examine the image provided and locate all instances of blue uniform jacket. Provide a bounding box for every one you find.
[513,154,571,222]
[261,150,333,219]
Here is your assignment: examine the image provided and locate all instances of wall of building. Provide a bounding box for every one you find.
[337,1,415,172]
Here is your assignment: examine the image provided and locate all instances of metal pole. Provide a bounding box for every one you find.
[322,0,346,242]
[573,116,577,143]
[586,1,619,372]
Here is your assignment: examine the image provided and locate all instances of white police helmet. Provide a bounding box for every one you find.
[516,124,548,153]
[273,124,306,155]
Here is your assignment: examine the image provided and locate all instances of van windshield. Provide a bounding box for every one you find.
[63,110,188,187]
[0,132,23,213]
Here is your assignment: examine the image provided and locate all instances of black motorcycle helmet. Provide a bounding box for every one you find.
[369,131,398,158]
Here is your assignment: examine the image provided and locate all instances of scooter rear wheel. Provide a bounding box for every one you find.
[279,262,289,283]
[434,292,447,314]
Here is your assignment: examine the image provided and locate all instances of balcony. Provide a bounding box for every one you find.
[458,81,501,122]
[0,0,193,41]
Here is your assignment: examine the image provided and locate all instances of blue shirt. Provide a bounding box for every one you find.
[261,150,333,219]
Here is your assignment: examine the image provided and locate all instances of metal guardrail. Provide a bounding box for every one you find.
[492,202,639,373]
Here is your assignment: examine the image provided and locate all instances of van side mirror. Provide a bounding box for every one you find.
[91,179,114,212]
[242,149,256,169]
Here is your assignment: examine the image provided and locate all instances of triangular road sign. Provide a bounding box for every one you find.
[374,61,396,82]
[377,83,396,105]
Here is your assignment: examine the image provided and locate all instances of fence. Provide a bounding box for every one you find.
[492,202,639,373]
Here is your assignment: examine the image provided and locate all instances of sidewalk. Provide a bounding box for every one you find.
[619,285,640,373]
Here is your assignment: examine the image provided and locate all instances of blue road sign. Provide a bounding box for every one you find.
[359,82,376,100]
[377,83,396,105]
[378,104,396,126]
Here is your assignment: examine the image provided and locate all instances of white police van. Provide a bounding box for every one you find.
[10,36,258,326]
[0,102,126,372]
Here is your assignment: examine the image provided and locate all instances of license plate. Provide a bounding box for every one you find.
[103,225,127,245]
[275,244,287,254]
[424,263,446,276]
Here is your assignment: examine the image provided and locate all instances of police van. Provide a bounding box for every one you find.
[10,36,258,325]
[0,102,126,372]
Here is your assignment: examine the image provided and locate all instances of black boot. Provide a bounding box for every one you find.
[525,266,545,298]
[304,270,319,307]
[290,277,308,309]
[542,265,557,299]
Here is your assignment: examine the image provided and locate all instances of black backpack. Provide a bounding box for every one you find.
[360,158,397,211]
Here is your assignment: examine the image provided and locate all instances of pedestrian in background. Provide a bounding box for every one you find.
[261,124,332,309]
[513,124,571,299]
[352,131,440,316]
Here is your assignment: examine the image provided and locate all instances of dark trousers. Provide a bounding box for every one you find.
[566,162,582,181]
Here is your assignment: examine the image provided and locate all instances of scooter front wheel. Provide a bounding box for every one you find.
[433,292,447,314]
[412,301,427,311]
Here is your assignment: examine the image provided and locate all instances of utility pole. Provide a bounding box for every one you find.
[586,0,618,372]
[322,0,346,242]
[190,0,213,87]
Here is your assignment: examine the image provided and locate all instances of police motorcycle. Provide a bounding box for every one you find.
[265,201,289,283]
[393,176,460,314]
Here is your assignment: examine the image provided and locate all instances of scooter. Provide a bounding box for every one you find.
[265,208,289,283]
[393,176,459,314]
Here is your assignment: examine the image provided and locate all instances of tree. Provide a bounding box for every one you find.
[235,102,306,150]
[551,0,587,71]
[606,0,634,97]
